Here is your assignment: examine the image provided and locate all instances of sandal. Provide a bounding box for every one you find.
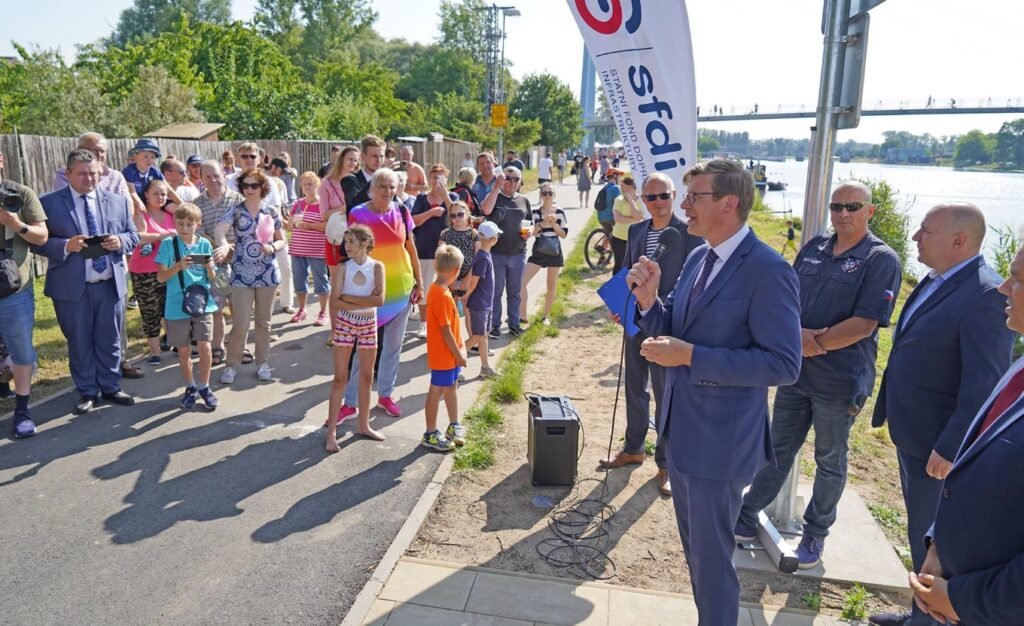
[241,349,254,365]
[212,347,225,366]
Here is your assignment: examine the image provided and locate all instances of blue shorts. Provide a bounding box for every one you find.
[430,367,462,387]
[0,288,36,365]
[291,255,330,295]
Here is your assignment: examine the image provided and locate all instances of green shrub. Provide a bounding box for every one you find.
[853,177,913,271]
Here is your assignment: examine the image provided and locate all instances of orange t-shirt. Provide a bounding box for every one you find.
[426,282,463,370]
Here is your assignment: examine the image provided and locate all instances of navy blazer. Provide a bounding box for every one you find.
[624,215,704,303]
[872,257,1014,460]
[637,229,802,480]
[927,357,1024,624]
[33,187,138,302]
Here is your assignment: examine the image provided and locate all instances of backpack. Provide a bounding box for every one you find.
[594,185,609,213]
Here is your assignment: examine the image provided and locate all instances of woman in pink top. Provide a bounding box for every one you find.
[130,179,178,364]
[286,172,330,326]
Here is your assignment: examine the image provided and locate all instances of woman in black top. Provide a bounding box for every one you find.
[519,182,568,325]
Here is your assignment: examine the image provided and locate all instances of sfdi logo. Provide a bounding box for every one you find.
[576,0,642,35]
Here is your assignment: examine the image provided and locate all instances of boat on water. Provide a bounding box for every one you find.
[747,160,768,195]
[795,154,805,162]
[767,180,787,191]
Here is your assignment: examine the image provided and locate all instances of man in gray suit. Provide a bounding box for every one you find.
[869,203,1015,626]
[600,173,702,496]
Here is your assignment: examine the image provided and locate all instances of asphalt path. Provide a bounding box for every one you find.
[0,177,598,625]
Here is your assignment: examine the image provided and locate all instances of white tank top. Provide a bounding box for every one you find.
[343,257,376,313]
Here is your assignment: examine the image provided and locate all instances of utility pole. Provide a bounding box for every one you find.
[474,4,519,157]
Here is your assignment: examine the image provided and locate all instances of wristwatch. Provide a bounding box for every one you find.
[18,224,29,235]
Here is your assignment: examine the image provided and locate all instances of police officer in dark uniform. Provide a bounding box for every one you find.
[735,181,902,569]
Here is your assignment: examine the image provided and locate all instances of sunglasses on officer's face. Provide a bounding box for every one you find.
[644,192,673,201]
[829,202,868,213]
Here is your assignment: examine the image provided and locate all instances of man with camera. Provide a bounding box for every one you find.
[0,149,49,438]
[35,149,139,415]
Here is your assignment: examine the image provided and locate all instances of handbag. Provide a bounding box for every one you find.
[172,237,211,318]
[534,234,561,258]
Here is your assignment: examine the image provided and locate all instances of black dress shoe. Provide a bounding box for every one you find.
[75,397,95,414]
[101,391,135,406]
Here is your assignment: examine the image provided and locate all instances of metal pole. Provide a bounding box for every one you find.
[802,0,851,242]
[497,11,507,158]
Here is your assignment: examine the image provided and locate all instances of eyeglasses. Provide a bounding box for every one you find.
[829,202,868,213]
[240,182,261,190]
[682,192,717,203]
[504,177,520,182]
[239,154,258,160]
[450,212,466,218]
[644,192,673,202]
[540,191,554,196]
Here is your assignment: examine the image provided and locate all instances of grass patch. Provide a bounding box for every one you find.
[800,591,822,611]
[453,214,599,471]
[840,583,870,620]
[867,502,907,537]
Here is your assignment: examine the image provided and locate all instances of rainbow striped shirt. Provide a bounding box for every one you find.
[347,202,415,326]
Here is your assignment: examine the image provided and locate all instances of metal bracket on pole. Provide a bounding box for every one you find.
[756,511,799,574]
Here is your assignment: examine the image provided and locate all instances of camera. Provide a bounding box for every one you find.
[0,188,22,213]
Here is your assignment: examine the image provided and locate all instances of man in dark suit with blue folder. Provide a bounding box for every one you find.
[907,240,1024,625]
[629,159,802,625]
[870,202,1014,626]
[35,149,138,414]
[600,172,702,496]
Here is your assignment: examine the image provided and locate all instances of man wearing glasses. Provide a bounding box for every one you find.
[227,143,284,209]
[735,181,902,570]
[480,166,530,338]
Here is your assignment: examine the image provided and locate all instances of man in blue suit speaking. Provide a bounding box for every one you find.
[35,149,139,414]
[629,159,802,624]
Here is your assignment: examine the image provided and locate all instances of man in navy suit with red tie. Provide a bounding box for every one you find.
[908,239,1024,624]
[870,203,1014,626]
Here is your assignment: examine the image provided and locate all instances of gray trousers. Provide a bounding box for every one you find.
[624,332,667,467]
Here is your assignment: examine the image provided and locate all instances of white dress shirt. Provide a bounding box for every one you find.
[72,191,114,283]
[699,225,750,289]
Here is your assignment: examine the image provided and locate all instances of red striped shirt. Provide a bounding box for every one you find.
[288,199,327,258]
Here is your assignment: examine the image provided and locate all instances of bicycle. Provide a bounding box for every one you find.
[584,228,613,271]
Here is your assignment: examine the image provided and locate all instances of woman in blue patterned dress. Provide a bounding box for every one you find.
[215,167,285,384]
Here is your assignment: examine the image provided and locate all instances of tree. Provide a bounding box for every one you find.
[510,73,583,149]
[437,0,489,65]
[253,0,377,75]
[954,129,996,165]
[697,134,720,155]
[996,118,1024,166]
[108,0,231,47]
[395,48,485,104]
[112,66,205,136]
[856,178,912,272]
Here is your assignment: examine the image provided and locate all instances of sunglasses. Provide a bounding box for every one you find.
[450,212,466,218]
[540,191,554,196]
[643,192,673,202]
[504,177,520,182]
[829,202,868,213]
[240,182,261,190]
[239,154,258,160]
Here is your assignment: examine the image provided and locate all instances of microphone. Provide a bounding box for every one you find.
[648,226,682,264]
[629,226,681,291]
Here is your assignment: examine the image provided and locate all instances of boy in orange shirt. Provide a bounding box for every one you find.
[422,245,468,452]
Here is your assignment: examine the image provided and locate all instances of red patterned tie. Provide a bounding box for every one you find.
[975,369,1024,442]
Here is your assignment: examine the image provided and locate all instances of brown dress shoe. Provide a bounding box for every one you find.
[121,363,145,379]
[598,451,644,469]
[657,468,672,496]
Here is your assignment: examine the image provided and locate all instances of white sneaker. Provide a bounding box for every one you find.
[257,363,272,381]
[220,367,237,384]
[416,324,427,339]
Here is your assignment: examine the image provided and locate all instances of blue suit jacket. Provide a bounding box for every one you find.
[872,257,1014,461]
[928,357,1024,624]
[638,229,802,480]
[33,187,138,302]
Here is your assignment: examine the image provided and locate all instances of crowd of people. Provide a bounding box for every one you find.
[0,133,572,456]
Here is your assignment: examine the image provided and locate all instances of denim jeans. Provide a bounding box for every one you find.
[290,255,330,295]
[491,251,526,330]
[345,299,411,404]
[738,385,856,539]
[0,288,36,365]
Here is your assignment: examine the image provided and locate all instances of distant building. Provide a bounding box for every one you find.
[147,122,226,142]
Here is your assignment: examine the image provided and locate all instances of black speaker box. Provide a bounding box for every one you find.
[527,395,580,486]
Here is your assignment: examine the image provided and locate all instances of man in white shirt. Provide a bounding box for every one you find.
[160,158,201,204]
[538,152,554,184]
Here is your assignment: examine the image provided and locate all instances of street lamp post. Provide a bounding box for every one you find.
[473,4,519,158]
[497,6,520,159]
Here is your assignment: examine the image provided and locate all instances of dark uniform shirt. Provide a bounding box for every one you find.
[793,232,902,400]
[487,193,530,255]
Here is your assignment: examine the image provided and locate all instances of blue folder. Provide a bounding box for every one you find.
[597,268,641,337]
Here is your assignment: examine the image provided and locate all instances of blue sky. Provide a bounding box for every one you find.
[2,0,1021,142]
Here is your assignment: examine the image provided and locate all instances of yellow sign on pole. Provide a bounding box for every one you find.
[490,104,508,128]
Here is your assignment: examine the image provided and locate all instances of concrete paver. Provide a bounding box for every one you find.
[467,570,609,625]
[380,559,477,611]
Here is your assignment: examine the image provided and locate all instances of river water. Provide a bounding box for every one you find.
[758,159,1024,275]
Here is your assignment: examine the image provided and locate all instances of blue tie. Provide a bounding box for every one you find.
[687,249,719,312]
[82,194,108,274]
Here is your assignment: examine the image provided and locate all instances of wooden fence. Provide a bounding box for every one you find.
[2,134,480,195]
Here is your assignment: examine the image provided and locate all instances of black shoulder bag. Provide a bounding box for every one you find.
[0,235,21,299]
[173,237,211,318]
